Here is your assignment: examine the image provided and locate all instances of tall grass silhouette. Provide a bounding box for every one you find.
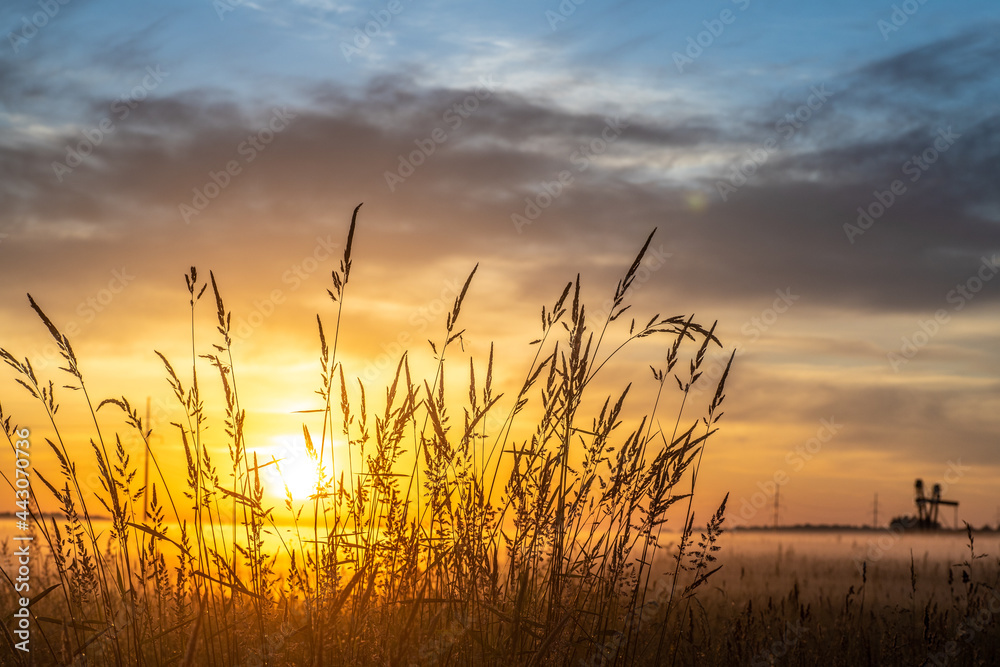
[0,204,736,666]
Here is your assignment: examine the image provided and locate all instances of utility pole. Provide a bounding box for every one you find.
[773,486,780,529]
[873,492,878,529]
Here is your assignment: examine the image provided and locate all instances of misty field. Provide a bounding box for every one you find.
[1,205,999,666]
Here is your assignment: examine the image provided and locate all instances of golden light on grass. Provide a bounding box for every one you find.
[5,202,998,666]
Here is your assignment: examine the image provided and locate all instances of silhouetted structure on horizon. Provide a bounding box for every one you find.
[890,479,958,530]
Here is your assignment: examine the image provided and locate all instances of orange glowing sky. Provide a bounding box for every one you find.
[1,0,1000,528]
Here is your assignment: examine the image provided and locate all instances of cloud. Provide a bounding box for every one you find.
[1,28,997,322]
[3,5,1000,524]
[854,27,1000,100]
[0,27,997,482]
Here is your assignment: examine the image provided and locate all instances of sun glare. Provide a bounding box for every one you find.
[264,434,331,502]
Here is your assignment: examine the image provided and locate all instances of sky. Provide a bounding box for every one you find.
[1,0,999,528]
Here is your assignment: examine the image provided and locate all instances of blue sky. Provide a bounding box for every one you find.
[7,0,996,124]
[2,0,1000,525]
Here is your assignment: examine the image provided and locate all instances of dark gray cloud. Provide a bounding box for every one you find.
[0,29,998,363]
[1,29,998,326]
[854,27,1000,100]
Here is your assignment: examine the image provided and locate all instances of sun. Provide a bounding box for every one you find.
[263,434,331,502]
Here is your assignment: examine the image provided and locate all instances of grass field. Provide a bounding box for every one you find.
[1,205,999,666]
